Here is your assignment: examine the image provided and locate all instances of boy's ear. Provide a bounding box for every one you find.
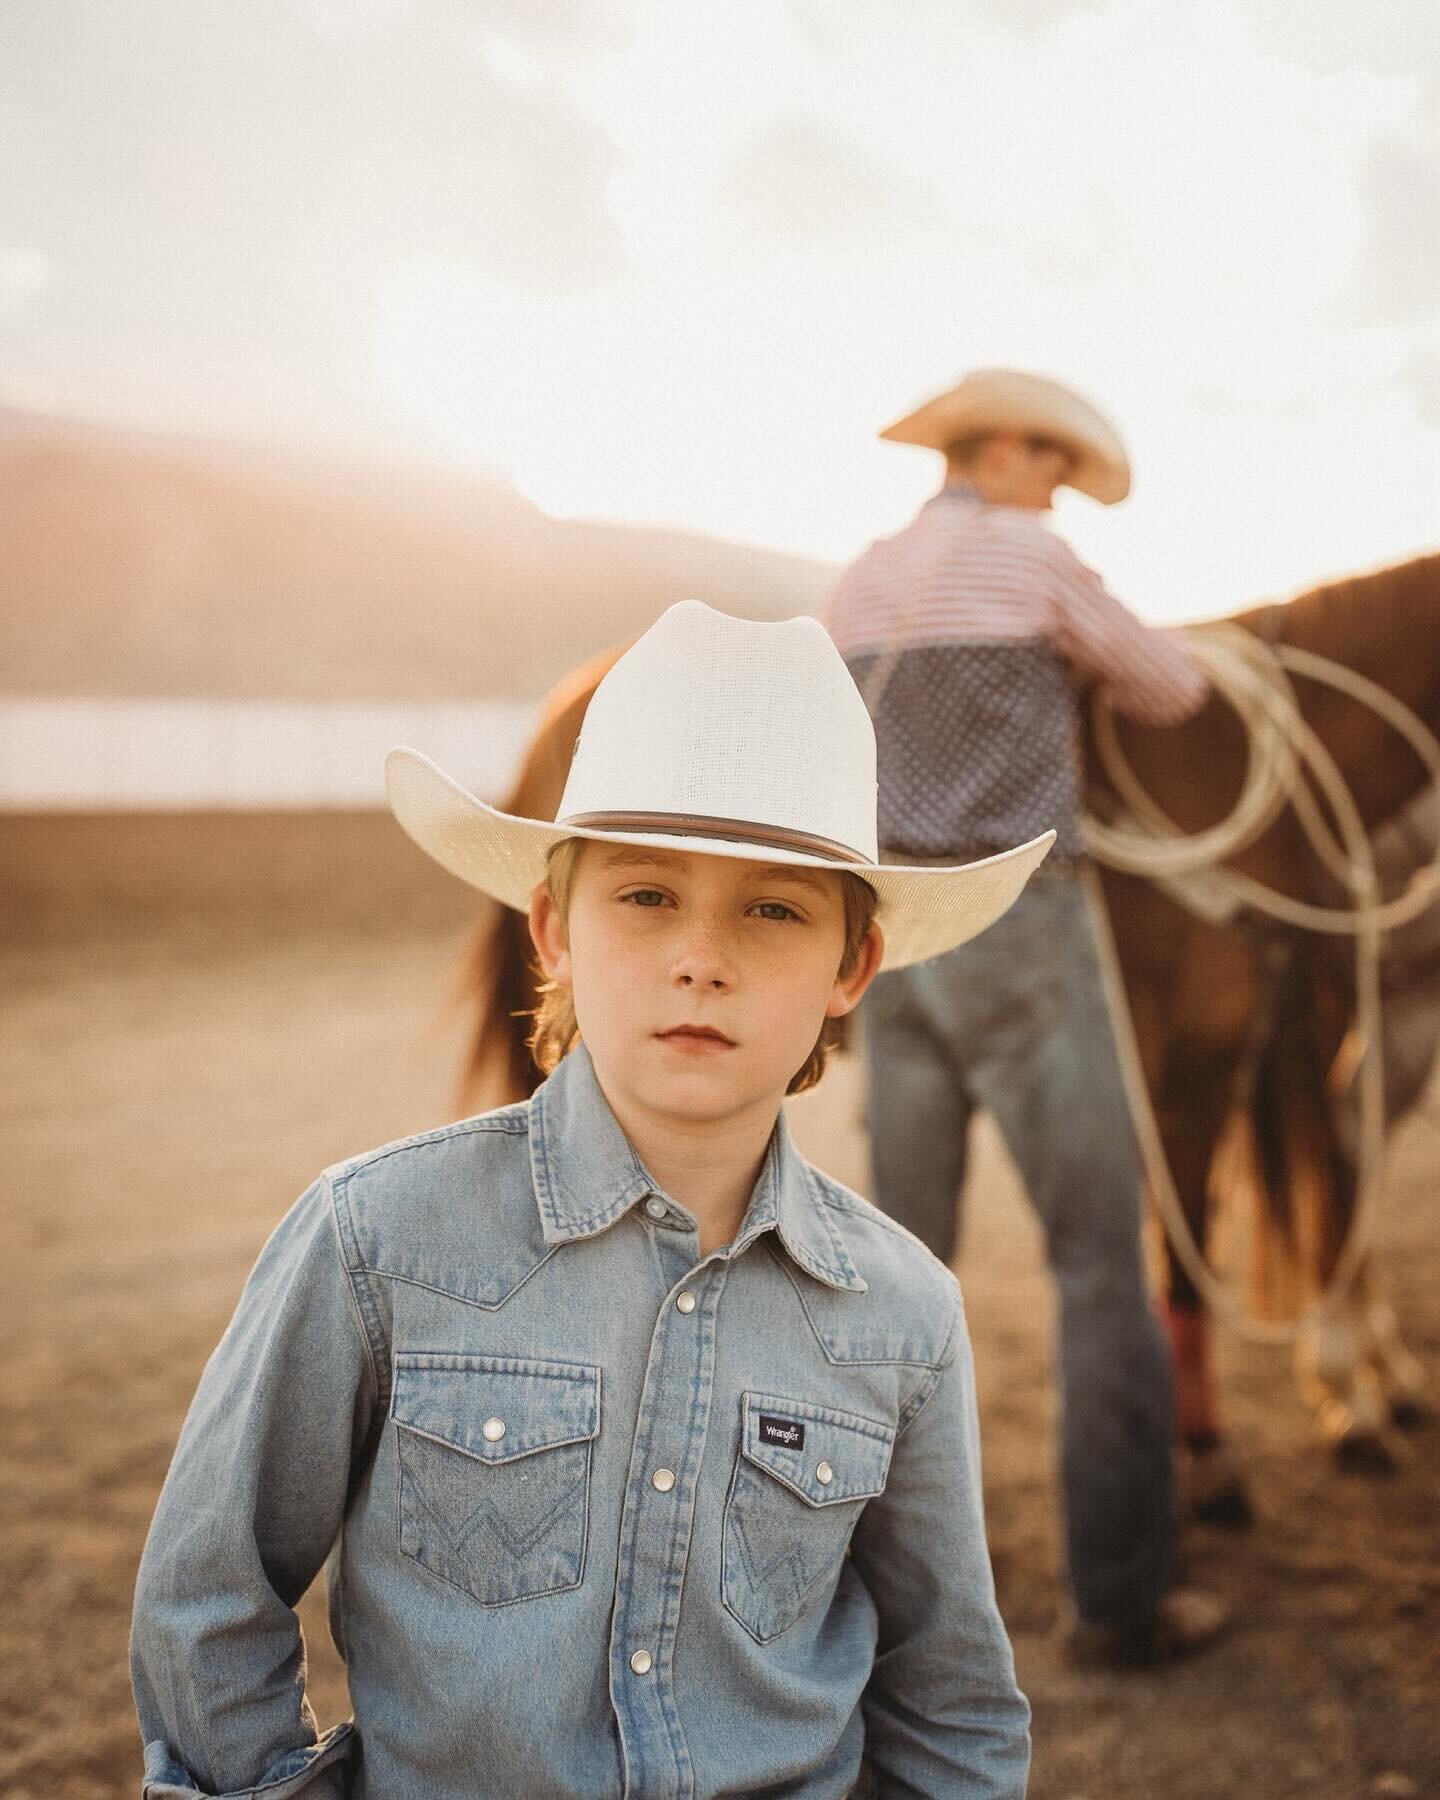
[528,883,573,988]
[825,922,884,1019]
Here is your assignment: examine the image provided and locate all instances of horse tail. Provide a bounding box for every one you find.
[454,647,622,1114]
[1239,941,1356,1320]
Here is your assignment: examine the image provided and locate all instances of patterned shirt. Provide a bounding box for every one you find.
[824,484,1208,861]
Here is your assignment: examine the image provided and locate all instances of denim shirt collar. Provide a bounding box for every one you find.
[528,1046,867,1293]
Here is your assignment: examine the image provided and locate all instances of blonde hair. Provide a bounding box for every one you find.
[529,837,878,1094]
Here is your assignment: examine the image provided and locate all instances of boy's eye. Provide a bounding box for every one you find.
[622,888,669,908]
[751,901,801,922]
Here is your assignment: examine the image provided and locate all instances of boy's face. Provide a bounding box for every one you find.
[529,842,882,1133]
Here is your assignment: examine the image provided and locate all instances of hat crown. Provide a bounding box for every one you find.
[557,601,879,863]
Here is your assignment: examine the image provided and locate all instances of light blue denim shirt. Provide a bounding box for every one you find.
[132,1046,1030,1799]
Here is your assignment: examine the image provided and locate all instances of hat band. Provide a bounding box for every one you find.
[560,810,872,866]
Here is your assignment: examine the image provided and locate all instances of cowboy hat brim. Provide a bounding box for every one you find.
[879,368,1131,504]
[386,747,1054,973]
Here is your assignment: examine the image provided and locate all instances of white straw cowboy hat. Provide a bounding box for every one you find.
[386,601,1053,972]
[880,367,1131,504]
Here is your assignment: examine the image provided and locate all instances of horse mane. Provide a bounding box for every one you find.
[455,643,625,1113]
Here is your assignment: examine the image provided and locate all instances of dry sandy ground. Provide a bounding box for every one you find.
[3,817,1438,1799]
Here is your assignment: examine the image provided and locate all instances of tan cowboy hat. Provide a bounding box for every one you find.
[386,601,1053,972]
[880,367,1131,504]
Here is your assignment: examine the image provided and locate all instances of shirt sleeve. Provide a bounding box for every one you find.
[1040,534,1209,726]
[850,1288,1031,1799]
[130,1175,378,1798]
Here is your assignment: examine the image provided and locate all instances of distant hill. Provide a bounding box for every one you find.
[0,412,833,702]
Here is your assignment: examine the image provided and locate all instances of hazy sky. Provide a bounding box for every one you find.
[2,0,1437,619]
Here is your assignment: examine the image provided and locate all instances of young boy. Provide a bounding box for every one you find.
[131,602,1051,1799]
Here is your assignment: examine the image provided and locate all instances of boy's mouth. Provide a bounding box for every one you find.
[656,1025,737,1049]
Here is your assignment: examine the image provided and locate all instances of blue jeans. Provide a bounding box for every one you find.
[863,871,1175,1629]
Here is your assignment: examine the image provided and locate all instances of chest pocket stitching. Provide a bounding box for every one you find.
[391,1355,600,1607]
[723,1390,895,1643]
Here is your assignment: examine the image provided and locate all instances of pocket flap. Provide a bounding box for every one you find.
[739,1391,894,1506]
[393,1354,600,1464]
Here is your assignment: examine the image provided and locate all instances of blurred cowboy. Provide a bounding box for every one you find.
[825,368,1224,1667]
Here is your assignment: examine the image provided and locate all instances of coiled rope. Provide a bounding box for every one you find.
[1082,624,1440,1342]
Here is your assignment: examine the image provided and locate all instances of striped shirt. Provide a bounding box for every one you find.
[824,484,1208,861]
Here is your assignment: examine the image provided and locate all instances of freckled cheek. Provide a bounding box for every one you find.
[573,934,652,996]
[576,925,683,1017]
[760,962,840,1035]
[756,934,844,994]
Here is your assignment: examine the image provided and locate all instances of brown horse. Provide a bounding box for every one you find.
[1089,552,1440,1500]
[453,553,1440,1498]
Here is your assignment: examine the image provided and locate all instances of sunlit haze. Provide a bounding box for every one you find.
[3,0,1437,620]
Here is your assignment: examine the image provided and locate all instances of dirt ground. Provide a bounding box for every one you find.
[3,815,1438,1800]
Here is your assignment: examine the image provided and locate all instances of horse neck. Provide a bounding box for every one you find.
[1244,555,1440,829]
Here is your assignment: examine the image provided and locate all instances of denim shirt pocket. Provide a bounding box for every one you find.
[722,1390,895,1644]
[392,1354,600,1607]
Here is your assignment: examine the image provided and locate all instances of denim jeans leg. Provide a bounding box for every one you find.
[970,885,1174,1626]
[1032,1131,1175,1629]
[902,878,1176,1628]
[862,972,974,1265]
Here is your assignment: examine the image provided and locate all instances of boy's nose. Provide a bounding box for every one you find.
[670,924,736,990]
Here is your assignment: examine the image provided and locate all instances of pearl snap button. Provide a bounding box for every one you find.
[675,1291,696,1314]
[481,1417,506,1443]
[644,1197,668,1221]
[630,1649,653,1675]
[651,1468,677,1493]
[816,1460,834,1486]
